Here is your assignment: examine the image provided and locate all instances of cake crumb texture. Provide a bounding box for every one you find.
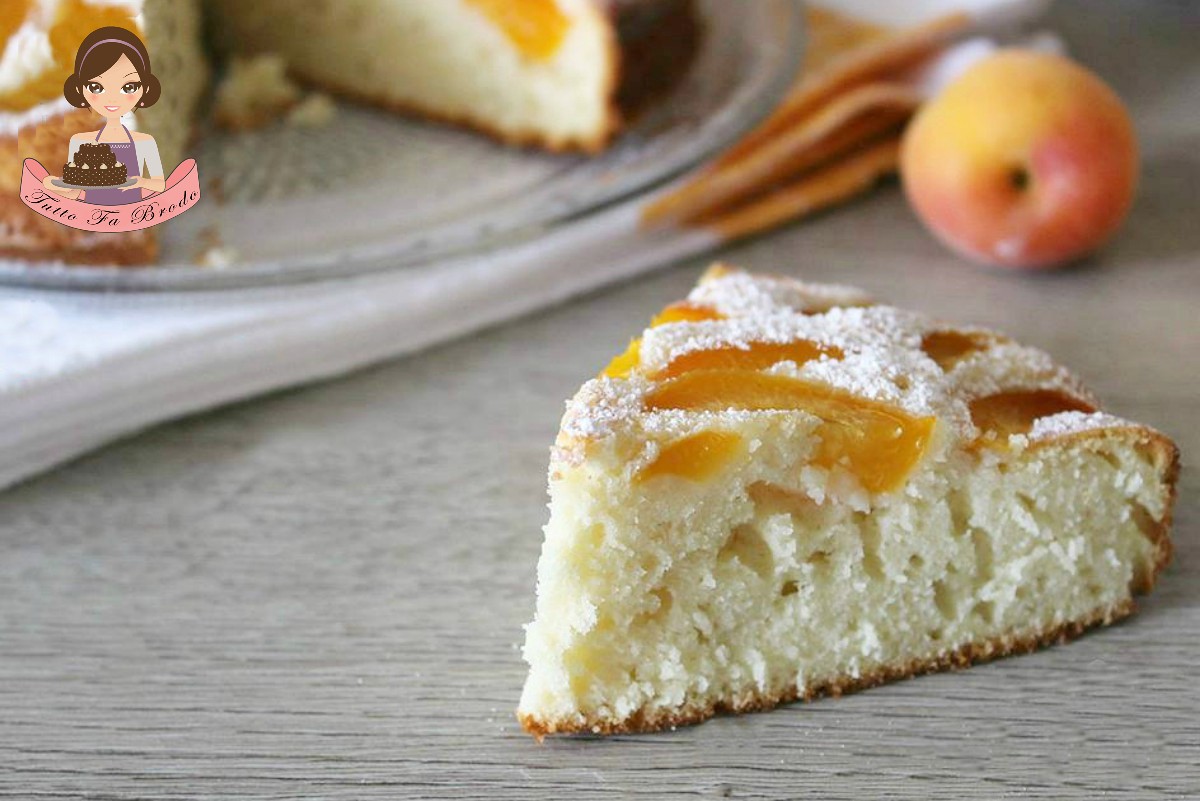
[519,265,1179,736]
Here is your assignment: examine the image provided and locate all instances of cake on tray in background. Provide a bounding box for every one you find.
[518,265,1179,736]
[0,0,699,266]
[207,0,700,151]
[2,0,207,265]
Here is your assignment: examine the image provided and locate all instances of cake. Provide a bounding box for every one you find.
[518,265,1179,737]
[3,0,209,265]
[1,0,699,265]
[206,0,700,150]
[62,141,127,186]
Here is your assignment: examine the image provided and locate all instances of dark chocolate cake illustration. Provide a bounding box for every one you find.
[63,142,129,187]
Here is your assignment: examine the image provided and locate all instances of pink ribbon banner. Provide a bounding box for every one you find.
[20,158,201,232]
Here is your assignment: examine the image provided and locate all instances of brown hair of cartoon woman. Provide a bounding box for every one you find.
[63,26,161,110]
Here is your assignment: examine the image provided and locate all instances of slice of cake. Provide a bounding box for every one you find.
[1,0,699,265]
[206,0,699,152]
[518,265,1179,736]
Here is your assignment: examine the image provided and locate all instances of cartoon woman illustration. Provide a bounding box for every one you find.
[43,26,165,204]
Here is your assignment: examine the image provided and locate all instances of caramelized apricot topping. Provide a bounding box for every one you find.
[465,0,570,61]
[650,302,724,327]
[921,330,997,371]
[602,338,642,379]
[656,339,842,380]
[646,370,935,492]
[0,0,139,112]
[638,431,744,483]
[601,303,726,379]
[0,1,32,54]
[970,389,1096,441]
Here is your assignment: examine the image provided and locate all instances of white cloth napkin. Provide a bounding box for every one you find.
[0,202,716,490]
[0,1,1052,491]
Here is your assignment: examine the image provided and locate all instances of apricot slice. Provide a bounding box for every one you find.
[650,302,725,327]
[970,389,1096,440]
[0,0,139,112]
[638,431,744,483]
[656,339,842,380]
[601,303,725,379]
[0,1,32,53]
[646,370,935,493]
[465,0,570,61]
[921,330,998,371]
[602,338,642,379]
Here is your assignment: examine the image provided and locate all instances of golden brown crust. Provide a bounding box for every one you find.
[295,69,621,155]
[590,0,626,155]
[2,109,158,267]
[1149,433,1182,580]
[519,598,1137,739]
[1027,424,1181,590]
[613,0,701,119]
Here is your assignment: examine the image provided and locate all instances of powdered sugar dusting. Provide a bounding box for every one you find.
[1029,411,1133,441]
[947,342,1099,407]
[555,267,1133,467]
[688,267,873,317]
[560,375,650,441]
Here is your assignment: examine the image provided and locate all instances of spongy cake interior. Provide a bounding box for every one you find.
[517,267,1177,735]
[205,0,617,150]
[521,423,1169,731]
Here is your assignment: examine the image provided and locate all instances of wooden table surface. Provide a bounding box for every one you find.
[2,2,1197,798]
